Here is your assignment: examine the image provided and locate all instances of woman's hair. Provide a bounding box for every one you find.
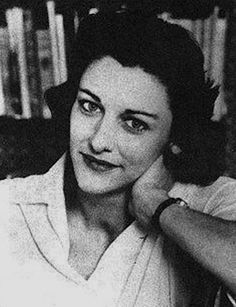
[45,10,226,186]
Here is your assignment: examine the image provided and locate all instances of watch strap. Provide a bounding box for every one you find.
[151,197,188,230]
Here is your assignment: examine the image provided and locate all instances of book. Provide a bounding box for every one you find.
[192,19,204,48]
[56,14,67,83]
[23,9,43,117]
[210,8,228,120]
[36,29,54,118]
[202,15,212,76]
[6,7,31,118]
[0,27,10,116]
[0,62,6,115]
[46,0,61,86]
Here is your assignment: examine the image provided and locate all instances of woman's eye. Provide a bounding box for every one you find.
[79,100,100,114]
[125,119,148,133]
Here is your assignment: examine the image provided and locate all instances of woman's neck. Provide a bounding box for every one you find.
[79,188,132,230]
[64,154,134,237]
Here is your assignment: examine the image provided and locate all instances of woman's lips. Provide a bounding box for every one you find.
[81,153,120,172]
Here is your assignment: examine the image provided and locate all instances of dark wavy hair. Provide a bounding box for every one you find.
[45,10,226,186]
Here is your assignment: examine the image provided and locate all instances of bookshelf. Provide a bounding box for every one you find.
[0,1,229,120]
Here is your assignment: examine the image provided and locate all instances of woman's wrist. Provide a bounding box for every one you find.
[152,198,189,231]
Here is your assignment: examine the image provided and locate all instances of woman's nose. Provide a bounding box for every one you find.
[88,119,115,153]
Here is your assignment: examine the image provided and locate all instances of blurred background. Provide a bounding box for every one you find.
[0,0,235,179]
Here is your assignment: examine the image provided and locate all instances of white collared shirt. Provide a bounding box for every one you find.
[1,154,236,307]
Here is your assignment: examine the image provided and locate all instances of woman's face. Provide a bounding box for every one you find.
[70,56,172,194]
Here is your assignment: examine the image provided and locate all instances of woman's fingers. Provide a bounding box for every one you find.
[135,155,172,192]
[130,155,172,229]
[131,184,169,229]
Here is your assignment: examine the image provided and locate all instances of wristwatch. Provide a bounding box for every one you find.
[151,197,189,230]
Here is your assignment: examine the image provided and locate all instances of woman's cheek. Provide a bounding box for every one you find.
[119,136,160,178]
[71,112,96,143]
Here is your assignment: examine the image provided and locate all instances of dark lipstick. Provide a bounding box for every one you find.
[81,153,119,172]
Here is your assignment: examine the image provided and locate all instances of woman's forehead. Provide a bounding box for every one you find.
[79,56,170,115]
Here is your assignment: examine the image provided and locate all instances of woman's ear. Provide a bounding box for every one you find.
[169,143,182,155]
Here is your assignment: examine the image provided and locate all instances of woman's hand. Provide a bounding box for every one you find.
[129,156,171,230]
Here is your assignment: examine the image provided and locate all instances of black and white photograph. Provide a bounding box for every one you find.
[0,0,235,306]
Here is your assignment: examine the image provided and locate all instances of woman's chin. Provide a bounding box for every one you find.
[78,184,111,195]
[74,164,135,195]
[76,176,132,196]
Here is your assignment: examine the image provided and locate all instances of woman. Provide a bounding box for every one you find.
[1,10,236,307]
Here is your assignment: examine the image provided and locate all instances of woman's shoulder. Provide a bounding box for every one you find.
[169,176,236,219]
[202,176,236,219]
[200,176,236,199]
[0,173,48,205]
[0,175,48,236]
[0,154,66,205]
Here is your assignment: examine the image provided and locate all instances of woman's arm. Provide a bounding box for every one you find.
[159,204,236,295]
[130,162,236,297]
[131,188,236,296]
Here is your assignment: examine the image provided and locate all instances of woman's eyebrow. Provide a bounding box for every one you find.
[125,109,159,119]
[78,88,101,102]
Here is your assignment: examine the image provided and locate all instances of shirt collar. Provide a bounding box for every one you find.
[45,153,70,255]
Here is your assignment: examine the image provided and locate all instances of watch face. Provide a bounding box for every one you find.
[175,198,189,208]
